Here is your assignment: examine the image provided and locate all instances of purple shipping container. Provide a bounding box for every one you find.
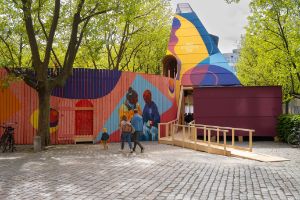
[193,86,282,137]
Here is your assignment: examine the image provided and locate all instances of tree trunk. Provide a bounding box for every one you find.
[37,89,51,148]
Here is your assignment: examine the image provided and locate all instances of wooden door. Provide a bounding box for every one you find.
[75,100,93,136]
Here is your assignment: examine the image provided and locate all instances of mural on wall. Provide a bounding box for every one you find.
[167,3,241,86]
[119,87,142,122]
[0,69,177,144]
[142,90,160,141]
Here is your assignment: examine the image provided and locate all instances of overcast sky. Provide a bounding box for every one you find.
[170,0,251,53]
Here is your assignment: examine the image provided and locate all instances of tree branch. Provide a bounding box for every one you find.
[44,0,60,66]
[21,0,41,70]
[80,9,113,23]
[0,36,16,67]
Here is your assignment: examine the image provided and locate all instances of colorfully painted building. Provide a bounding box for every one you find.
[164,3,240,89]
[163,3,282,138]
[0,3,282,144]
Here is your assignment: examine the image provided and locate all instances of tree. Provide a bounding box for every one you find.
[237,0,300,101]
[74,0,172,73]
[0,0,116,149]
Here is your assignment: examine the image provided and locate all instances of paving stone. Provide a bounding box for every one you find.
[0,142,299,199]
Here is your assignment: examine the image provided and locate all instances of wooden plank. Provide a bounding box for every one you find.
[230,149,289,162]
[176,86,183,122]
[74,135,95,144]
[249,131,253,152]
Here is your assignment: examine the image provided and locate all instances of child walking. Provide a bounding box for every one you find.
[101,128,109,150]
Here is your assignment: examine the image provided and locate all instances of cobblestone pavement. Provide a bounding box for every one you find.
[0,141,300,200]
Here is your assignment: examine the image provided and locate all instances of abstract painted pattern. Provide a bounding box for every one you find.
[0,69,177,144]
[167,3,241,86]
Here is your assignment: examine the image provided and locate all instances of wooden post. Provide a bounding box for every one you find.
[232,128,235,146]
[217,128,220,144]
[172,124,174,146]
[223,131,227,152]
[176,86,183,124]
[166,123,169,137]
[249,131,253,152]
[204,126,206,142]
[182,126,185,148]
[189,125,191,140]
[158,124,161,143]
[194,127,197,150]
[208,129,211,147]
[238,136,243,143]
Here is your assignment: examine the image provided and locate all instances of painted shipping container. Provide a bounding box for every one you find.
[0,69,177,144]
[193,86,282,137]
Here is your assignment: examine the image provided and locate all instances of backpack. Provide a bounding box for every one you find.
[122,123,133,133]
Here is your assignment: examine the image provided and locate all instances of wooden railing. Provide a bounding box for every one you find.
[158,119,178,141]
[159,120,255,153]
[189,123,254,152]
[171,124,229,154]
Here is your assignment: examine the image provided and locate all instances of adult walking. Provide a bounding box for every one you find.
[131,109,144,153]
[120,115,134,153]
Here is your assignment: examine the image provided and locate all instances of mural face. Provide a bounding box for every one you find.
[119,87,142,122]
[167,3,241,87]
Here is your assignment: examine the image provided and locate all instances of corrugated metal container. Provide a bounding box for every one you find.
[193,86,282,137]
[0,68,177,144]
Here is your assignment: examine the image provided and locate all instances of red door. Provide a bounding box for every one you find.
[75,100,93,135]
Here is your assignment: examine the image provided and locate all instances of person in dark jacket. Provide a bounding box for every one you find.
[101,128,110,150]
[131,109,144,153]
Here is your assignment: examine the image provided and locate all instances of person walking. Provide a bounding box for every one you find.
[120,115,134,153]
[131,109,144,153]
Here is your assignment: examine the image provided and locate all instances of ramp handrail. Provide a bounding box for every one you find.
[172,123,229,153]
[159,119,255,154]
[191,123,254,152]
[158,119,178,141]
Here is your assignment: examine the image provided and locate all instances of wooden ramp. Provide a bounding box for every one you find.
[230,149,289,162]
[158,122,289,162]
[159,136,289,162]
[159,87,289,162]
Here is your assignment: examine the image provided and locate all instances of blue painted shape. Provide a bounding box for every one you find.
[209,53,235,74]
[200,65,240,86]
[96,75,173,141]
[172,17,181,29]
[52,69,122,99]
[200,57,210,64]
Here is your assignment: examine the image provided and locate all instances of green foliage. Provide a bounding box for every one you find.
[237,0,300,102]
[0,0,172,75]
[277,114,300,142]
[0,0,117,69]
[74,0,172,73]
